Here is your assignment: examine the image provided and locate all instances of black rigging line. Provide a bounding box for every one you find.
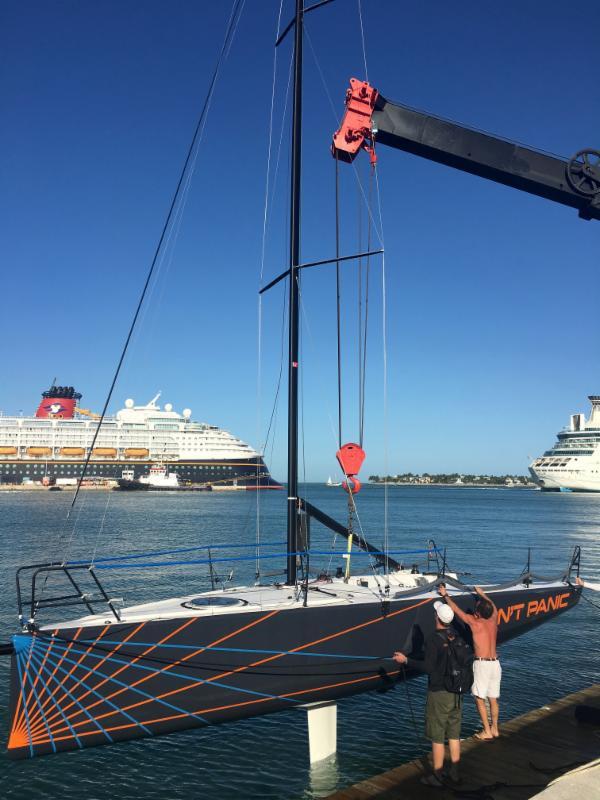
[576,588,600,611]
[262,283,288,465]
[63,0,246,532]
[335,150,343,448]
[358,185,363,443]
[360,167,373,447]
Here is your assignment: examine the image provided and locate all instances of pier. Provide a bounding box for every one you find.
[326,684,600,799]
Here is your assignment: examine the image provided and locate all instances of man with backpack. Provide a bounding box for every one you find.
[438,583,500,740]
[393,600,473,787]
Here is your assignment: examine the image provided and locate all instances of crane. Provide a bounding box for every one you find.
[332,78,600,221]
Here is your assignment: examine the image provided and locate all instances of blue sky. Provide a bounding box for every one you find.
[1,0,599,482]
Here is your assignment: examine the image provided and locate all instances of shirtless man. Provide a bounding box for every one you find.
[438,584,500,740]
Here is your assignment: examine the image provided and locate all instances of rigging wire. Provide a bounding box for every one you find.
[335,151,343,448]
[357,0,369,84]
[359,167,374,446]
[355,2,391,581]
[303,23,382,457]
[91,485,113,567]
[256,43,295,578]
[358,188,363,442]
[127,142,202,365]
[574,586,600,611]
[373,163,390,577]
[298,289,383,589]
[259,47,296,486]
[304,26,383,246]
[256,0,285,580]
[60,0,246,566]
[262,285,288,474]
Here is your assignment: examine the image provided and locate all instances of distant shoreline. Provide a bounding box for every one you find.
[0,481,537,492]
[367,482,536,489]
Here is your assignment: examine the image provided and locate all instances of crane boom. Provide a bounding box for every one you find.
[332,79,600,221]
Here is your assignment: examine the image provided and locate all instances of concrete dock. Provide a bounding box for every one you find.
[326,684,600,800]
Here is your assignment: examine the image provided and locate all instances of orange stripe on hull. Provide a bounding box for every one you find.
[25,599,429,746]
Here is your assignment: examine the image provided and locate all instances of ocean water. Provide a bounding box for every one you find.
[0,485,598,799]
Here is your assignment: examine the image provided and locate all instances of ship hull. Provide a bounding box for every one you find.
[7,583,580,759]
[0,456,281,489]
[115,480,212,491]
[529,466,600,492]
[115,479,150,491]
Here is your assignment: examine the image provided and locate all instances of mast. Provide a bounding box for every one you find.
[286,0,304,585]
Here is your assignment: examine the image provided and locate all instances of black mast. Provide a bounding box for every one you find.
[286,0,304,585]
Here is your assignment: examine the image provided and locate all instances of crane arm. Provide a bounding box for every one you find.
[332,79,600,221]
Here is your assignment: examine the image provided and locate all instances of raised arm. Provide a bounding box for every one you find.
[577,576,600,592]
[437,584,472,625]
[475,585,497,613]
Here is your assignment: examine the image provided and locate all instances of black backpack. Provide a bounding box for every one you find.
[438,630,474,694]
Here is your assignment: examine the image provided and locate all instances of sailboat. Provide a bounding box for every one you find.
[2,1,587,761]
[326,476,342,487]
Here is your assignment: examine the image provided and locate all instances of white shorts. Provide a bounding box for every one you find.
[471,660,501,699]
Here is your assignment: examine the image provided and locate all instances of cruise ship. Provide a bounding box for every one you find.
[529,395,600,491]
[0,385,281,488]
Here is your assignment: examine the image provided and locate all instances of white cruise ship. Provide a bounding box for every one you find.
[0,385,280,489]
[529,395,600,491]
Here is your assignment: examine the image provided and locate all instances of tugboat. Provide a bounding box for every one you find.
[116,464,211,491]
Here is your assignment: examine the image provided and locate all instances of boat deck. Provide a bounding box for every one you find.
[39,572,568,630]
[40,569,446,629]
[326,684,600,800]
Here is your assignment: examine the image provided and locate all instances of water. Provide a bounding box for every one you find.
[0,485,599,799]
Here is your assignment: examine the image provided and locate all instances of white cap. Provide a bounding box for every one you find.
[434,600,454,624]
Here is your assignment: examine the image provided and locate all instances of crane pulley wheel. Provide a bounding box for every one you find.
[566,149,600,197]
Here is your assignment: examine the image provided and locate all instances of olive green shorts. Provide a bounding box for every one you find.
[425,690,463,743]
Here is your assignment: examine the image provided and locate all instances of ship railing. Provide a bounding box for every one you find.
[437,544,581,593]
[16,562,122,631]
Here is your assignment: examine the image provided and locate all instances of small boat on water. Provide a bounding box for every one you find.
[116,465,211,492]
[325,476,342,487]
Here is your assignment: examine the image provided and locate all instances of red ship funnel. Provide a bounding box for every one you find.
[35,385,82,419]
